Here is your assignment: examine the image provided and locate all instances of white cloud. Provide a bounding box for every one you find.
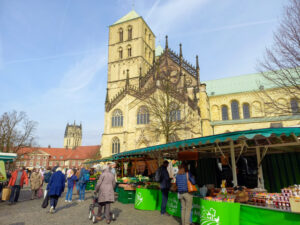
[146,0,209,34]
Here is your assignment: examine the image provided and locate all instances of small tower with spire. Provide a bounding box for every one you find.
[64,122,82,149]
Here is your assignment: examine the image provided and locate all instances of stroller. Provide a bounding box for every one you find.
[88,192,116,223]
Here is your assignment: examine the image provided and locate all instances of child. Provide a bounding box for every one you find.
[65,169,77,202]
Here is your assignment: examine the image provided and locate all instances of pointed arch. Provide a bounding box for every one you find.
[137,106,150,124]
[112,109,123,127]
[112,137,120,154]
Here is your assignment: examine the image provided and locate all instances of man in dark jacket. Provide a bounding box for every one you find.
[159,160,171,216]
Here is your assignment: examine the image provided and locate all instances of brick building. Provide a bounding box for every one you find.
[16,145,100,169]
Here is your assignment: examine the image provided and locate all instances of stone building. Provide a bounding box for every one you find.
[100,10,300,157]
[64,122,82,149]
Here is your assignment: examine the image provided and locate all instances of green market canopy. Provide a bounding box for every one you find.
[0,152,17,162]
[112,127,300,160]
[83,156,114,164]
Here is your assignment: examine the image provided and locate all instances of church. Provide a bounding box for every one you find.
[100,10,300,157]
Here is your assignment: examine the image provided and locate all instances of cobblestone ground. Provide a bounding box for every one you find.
[0,187,180,225]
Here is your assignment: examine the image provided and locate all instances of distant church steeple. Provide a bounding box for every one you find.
[64,122,82,149]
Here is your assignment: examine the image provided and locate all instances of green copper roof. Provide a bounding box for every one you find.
[113,10,141,25]
[204,72,276,96]
[155,45,164,57]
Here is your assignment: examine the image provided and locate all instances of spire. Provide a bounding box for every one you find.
[196,55,200,85]
[105,88,109,103]
[179,43,182,58]
[126,69,130,89]
[165,35,168,49]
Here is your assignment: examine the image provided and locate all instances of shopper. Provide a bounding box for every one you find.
[30,168,42,200]
[159,160,171,216]
[46,167,65,214]
[43,167,52,184]
[8,167,28,205]
[65,169,77,202]
[176,163,196,225]
[78,165,89,201]
[95,165,116,224]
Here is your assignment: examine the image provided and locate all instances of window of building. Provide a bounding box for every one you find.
[127,45,132,57]
[53,156,56,159]
[30,161,33,166]
[43,161,46,166]
[49,161,53,166]
[243,103,250,119]
[24,161,27,166]
[44,156,47,159]
[60,156,63,159]
[78,161,81,166]
[119,28,123,42]
[128,26,132,40]
[291,99,299,115]
[231,100,240,120]
[60,161,64,166]
[37,156,40,160]
[112,137,120,154]
[36,162,40,167]
[221,105,229,120]
[169,103,181,122]
[137,106,150,124]
[20,155,24,159]
[112,109,123,127]
[149,34,151,41]
[118,47,123,59]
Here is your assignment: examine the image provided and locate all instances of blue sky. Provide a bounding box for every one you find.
[0,0,287,147]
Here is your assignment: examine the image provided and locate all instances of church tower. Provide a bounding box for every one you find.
[107,10,156,98]
[64,122,82,149]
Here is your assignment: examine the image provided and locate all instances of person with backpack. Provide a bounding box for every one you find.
[156,160,171,216]
[43,168,52,184]
[78,166,89,202]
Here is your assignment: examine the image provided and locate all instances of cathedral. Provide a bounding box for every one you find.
[100,10,300,157]
[64,122,82,149]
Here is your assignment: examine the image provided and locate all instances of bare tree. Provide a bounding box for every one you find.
[143,74,193,144]
[258,0,300,114]
[0,111,38,153]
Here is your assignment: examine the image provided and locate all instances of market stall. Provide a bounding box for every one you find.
[110,127,300,224]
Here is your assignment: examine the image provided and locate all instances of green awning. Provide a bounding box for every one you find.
[83,156,113,164]
[112,127,300,160]
[0,153,17,162]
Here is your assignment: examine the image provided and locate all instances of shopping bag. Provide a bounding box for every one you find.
[1,187,11,201]
[37,188,43,198]
[186,173,197,193]
[41,191,49,208]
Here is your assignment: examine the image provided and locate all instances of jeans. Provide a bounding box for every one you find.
[179,193,193,225]
[9,185,21,203]
[79,183,86,200]
[65,187,73,201]
[50,195,59,209]
[161,189,169,214]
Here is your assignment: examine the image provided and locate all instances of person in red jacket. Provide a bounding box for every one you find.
[8,167,28,204]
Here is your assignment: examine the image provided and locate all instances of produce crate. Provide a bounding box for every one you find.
[118,187,136,204]
[85,180,96,190]
[290,197,300,213]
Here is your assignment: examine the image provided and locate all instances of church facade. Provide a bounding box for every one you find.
[64,122,82,149]
[100,10,300,157]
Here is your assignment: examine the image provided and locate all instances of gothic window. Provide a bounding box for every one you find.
[127,45,132,57]
[119,28,123,42]
[243,103,250,119]
[170,103,181,122]
[137,106,150,124]
[128,26,132,40]
[112,109,123,127]
[149,34,151,41]
[290,99,299,115]
[231,100,240,120]
[149,51,151,60]
[118,47,123,59]
[221,105,229,120]
[112,137,120,154]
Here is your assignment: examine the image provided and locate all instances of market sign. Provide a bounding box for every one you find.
[166,193,240,225]
[0,160,7,182]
